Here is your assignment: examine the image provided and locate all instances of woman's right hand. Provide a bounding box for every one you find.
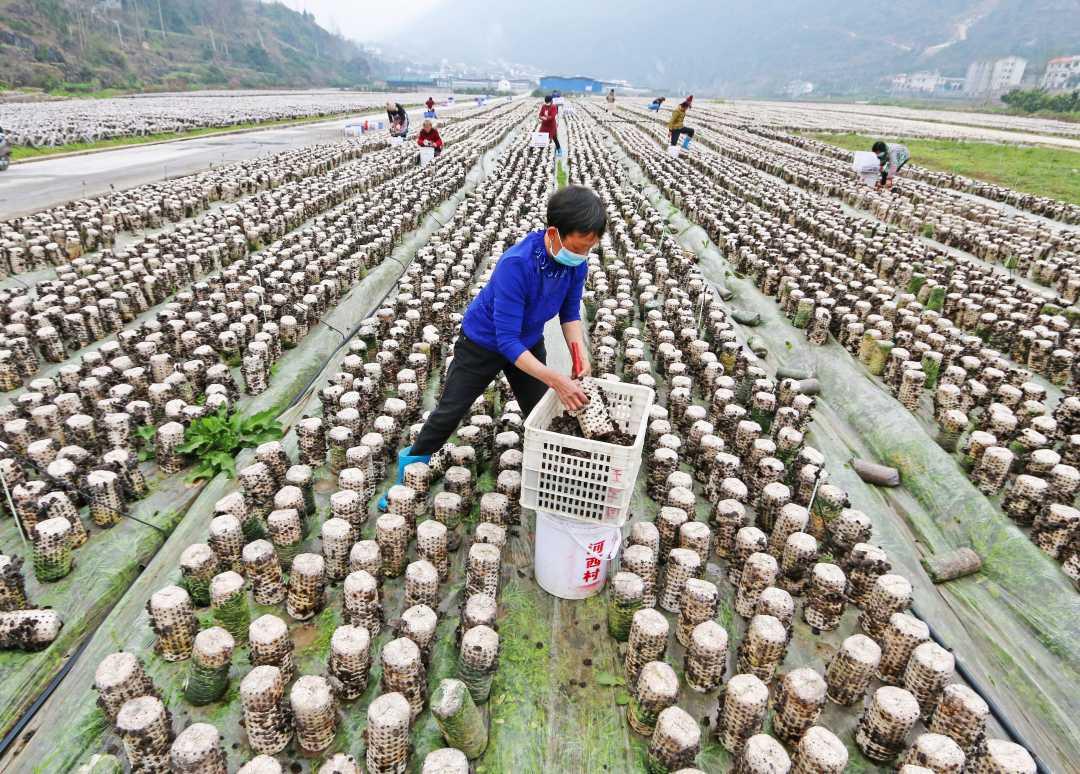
[548,371,589,411]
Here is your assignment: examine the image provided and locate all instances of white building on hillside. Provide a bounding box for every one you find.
[1042,55,1080,91]
[964,61,993,95]
[989,56,1023,90]
[991,56,1027,91]
[889,71,963,96]
[909,71,945,92]
[964,57,1028,95]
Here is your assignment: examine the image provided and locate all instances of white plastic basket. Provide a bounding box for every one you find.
[521,379,654,526]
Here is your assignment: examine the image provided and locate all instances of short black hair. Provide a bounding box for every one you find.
[547,185,606,238]
[544,95,553,103]
[872,140,887,153]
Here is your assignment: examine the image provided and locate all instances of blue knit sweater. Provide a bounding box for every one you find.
[462,230,587,362]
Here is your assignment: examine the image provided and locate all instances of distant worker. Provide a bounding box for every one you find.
[539,95,562,157]
[647,96,666,112]
[417,119,443,156]
[872,140,910,190]
[668,95,694,150]
[0,125,10,172]
[606,88,615,113]
[425,96,437,117]
[386,101,409,138]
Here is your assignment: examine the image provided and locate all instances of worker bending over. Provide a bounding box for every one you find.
[378,185,603,509]
[387,102,409,138]
[417,119,443,156]
[872,140,911,190]
[668,96,694,149]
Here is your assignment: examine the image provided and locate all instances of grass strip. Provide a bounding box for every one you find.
[803,131,1080,205]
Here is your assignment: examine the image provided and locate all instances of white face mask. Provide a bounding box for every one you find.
[547,230,589,267]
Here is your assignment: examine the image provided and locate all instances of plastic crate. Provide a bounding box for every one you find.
[521,379,654,526]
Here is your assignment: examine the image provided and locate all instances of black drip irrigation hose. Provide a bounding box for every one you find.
[0,448,169,762]
[909,603,1050,774]
[0,635,93,757]
[0,442,168,537]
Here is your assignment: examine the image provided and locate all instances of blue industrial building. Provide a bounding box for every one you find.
[539,75,608,93]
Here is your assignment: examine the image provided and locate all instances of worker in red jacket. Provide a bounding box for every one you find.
[417,119,443,156]
[425,96,437,117]
[538,95,561,157]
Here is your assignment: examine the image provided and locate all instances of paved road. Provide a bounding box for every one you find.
[0,103,467,218]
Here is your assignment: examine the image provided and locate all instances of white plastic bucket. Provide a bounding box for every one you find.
[534,511,623,599]
[389,135,404,147]
[852,150,880,187]
[419,147,436,167]
[667,144,681,158]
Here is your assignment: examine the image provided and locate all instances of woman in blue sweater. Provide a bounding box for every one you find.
[379,185,602,509]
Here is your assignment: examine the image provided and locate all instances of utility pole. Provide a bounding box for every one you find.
[157,0,166,40]
[114,19,124,49]
[131,0,144,42]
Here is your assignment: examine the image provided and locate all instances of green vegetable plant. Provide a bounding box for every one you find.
[135,424,157,461]
[177,407,284,482]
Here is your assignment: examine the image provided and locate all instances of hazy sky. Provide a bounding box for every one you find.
[277,0,442,41]
[270,0,1080,94]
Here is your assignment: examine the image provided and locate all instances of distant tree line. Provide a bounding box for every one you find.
[1001,88,1080,114]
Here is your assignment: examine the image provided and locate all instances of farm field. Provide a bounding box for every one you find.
[802,132,1080,206]
[0,94,1076,774]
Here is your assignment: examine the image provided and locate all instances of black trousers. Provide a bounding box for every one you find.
[411,335,548,456]
[670,126,695,145]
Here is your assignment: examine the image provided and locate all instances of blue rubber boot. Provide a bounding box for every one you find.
[377,446,433,512]
[681,135,692,150]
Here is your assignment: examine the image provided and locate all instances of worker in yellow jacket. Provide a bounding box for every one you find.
[667,95,694,149]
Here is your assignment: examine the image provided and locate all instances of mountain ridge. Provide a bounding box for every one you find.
[0,0,372,93]
[392,0,1080,95]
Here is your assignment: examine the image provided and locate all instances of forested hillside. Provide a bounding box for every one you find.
[0,0,372,93]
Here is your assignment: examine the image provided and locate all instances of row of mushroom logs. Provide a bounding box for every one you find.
[86,125,567,773]
[1,91,404,148]
[565,106,1039,773]
[0,105,534,656]
[0,103,525,388]
[598,104,1080,588]
[0,138,385,278]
